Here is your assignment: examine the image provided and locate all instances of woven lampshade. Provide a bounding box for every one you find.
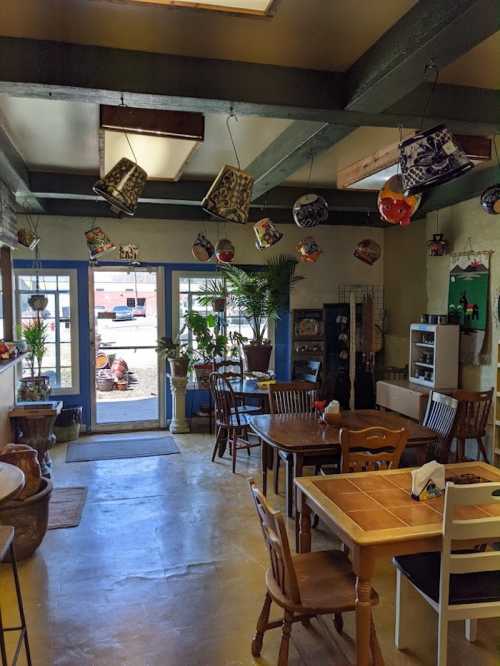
[399,124,473,195]
[93,157,147,217]
[202,165,254,224]
[254,218,283,249]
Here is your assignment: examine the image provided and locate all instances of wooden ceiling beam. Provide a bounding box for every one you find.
[0,126,43,212]
[28,171,378,212]
[247,0,499,198]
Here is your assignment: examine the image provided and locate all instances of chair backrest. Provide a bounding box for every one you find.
[440,482,500,608]
[422,391,459,440]
[452,388,493,438]
[209,372,242,427]
[339,427,408,473]
[249,479,301,605]
[268,381,319,415]
[293,360,321,384]
[213,358,243,380]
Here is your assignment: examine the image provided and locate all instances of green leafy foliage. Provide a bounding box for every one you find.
[21,318,48,378]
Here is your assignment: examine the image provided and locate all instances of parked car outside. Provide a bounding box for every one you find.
[133,305,146,317]
[112,305,134,321]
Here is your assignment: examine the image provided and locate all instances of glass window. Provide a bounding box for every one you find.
[15,270,79,394]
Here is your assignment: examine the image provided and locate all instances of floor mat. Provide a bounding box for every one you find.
[65,435,180,462]
[48,486,88,529]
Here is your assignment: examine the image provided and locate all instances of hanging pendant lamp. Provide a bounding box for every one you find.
[94,157,147,217]
[399,124,473,196]
[353,239,381,266]
[253,218,283,250]
[377,174,421,226]
[297,236,322,263]
[293,194,329,228]
[202,164,254,224]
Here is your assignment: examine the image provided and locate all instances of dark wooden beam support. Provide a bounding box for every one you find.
[0,246,15,341]
[417,166,499,217]
[248,0,499,198]
[33,197,385,227]
[28,171,378,212]
[0,37,498,135]
[346,0,500,112]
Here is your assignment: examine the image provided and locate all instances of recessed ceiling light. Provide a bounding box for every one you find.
[123,0,277,16]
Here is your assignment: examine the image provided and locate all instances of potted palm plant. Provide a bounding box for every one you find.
[18,318,51,401]
[199,255,303,372]
[156,336,191,378]
[184,311,227,384]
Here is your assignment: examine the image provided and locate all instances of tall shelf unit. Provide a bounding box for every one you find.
[409,323,459,389]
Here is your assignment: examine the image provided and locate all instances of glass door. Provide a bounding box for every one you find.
[89,266,165,431]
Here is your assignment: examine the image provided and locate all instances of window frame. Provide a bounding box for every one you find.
[172,270,275,365]
[15,268,80,396]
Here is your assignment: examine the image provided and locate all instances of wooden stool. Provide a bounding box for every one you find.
[0,526,32,666]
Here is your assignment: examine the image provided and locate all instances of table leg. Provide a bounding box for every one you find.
[296,492,311,554]
[293,454,304,550]
[352,552,381,666]
[414,444,427,467]
[261,441,268,496]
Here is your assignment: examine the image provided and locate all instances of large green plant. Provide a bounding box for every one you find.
[21,318,48,378]
[184,312,227,364]
[198,255,303,345]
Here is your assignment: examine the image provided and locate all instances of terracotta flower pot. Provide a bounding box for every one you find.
[243,344,272,373]
[194,363,212,386]
[0,477,53,560]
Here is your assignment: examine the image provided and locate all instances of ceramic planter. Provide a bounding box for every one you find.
[243,344,272,373]
[168,358,189,378]
[194,363,212,386]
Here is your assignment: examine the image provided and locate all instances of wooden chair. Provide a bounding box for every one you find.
[213,358,261,416]
[269,382,339,517]
[209,372,260,473]
[249,480,381,666]
[420,391,459,463]
[292,359,321,383]
[393,481,500,666]
[339,426,408,473]
[451,389,493,463]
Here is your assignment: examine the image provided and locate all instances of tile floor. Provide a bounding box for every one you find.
[0,432,499,665]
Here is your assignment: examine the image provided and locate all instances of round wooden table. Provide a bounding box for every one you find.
[0,462,25,505]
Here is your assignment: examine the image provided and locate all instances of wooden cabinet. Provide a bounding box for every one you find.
[291,309,325,382]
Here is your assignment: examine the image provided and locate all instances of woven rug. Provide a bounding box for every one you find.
[48,487,88,530]
[65,435,180,463]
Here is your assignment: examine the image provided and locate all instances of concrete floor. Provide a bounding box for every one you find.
[0,432,499,665]
[96,397,158,424]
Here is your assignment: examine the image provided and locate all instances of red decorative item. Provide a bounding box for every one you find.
[377,175,421,226]
[353,239,381,266]
[297,236,321,263]
[427,233,449,257]
[215,238,235,263]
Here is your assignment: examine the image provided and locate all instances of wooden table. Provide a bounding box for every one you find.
[295,461,500,666]
[229,379,269,408]
[0,462,25,505]
[9,401,63,477]
[249,410,437,516]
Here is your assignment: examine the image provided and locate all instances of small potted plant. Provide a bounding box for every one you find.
[156,336,191,378]
[184,311,227,384]
[18,318,51,401]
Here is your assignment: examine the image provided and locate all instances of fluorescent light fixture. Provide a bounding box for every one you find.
[102,130,200,182]
[124,0,277,15]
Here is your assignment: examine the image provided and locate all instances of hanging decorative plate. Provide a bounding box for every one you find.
[377,174,421,226]
[480,184,500,215]
[399,124,473,196]
[427,233,449,257]
[85,226,116,258]
[192,233,215,261]
[215,238,235,263]
[297,236,322,263]
[202,165,254,225]
[353,239,381,265]
[298,318,320,337]
[293,194,328,228]
[253,218,283,249]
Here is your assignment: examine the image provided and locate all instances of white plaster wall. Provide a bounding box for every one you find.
[15,215,384,309]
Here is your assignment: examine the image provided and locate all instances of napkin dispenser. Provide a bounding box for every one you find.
[411,460,445,501]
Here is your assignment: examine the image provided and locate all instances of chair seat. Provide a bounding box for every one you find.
[394,552,500,605]
[267,549,378,613]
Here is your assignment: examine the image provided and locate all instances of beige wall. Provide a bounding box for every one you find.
[0,367,15,447]
[15,215,384,309]
[383,222,427,367]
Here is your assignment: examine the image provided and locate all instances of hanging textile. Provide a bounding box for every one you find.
[448,250,491,366]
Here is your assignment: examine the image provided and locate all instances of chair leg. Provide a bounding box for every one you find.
[476,437,489,464]
[395,568,412,650]
[286,457,294,518]
[0,604,8,666]
[437,609,449,666]
[278,611,293,666]
[251,592,272,658]
[465,619,478,642]
[10,544,32,666]
[231,430,237,474]
[333,612,343,634]
[370,615,384,666]
[274,455,281,494]
[212,426,222,462]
